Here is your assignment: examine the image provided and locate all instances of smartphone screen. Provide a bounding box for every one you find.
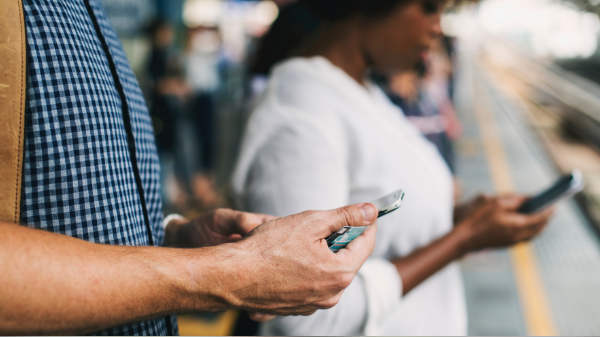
[373,190,405,217]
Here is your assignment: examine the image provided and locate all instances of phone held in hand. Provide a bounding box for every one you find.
[327,190,406,252]
[518,170,584,214]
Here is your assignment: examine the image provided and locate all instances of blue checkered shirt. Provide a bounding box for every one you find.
[21,0,177,335]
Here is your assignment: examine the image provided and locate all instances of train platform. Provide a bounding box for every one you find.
[172,33,600,337]
[456,39,600,335]
[175,41,600,337]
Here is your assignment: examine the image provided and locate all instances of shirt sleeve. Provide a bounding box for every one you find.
[235,114,403,335]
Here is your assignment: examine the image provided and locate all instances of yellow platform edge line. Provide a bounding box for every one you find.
[472,69,557,336]
[178,310,239,336]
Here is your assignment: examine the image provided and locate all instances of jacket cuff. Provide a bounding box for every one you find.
[358,259,403,335]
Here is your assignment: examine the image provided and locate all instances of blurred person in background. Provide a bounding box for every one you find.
[146,22,225,211]
[146,19,192,207]
[378,64,451,171]
[379,49,462,201]
[422,37,462,156]
[184,25,226,209]
[381,44,460,175]
[397,38,463,199]
[232,0,555,335]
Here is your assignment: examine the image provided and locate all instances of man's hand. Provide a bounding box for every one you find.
[164,209,276,248]
[201,203,378,317]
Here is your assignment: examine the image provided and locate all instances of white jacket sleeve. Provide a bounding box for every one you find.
[233,114,403,335]
[238,114,348,215]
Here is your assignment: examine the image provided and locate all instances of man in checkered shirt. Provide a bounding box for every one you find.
[0,0,378,335]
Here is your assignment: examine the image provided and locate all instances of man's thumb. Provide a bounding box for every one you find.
[316,203,377,238]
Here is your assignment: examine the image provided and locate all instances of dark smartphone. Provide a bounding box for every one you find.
[518,170,584,214]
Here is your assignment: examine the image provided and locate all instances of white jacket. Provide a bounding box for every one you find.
[232,56,467,336]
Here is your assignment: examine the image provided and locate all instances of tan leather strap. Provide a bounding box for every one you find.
[0,0,26,223]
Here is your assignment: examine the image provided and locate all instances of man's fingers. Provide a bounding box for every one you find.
[249,313,276,322]
[297,309,319,316]
[314,203,377,238]
[335,224,377,265]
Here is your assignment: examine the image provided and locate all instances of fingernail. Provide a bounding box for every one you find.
[361,203,377,224]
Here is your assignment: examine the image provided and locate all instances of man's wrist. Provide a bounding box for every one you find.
[174,241,256,312]
[207,241,255,309]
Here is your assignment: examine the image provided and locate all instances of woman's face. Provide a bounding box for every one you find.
[362,1,444,74]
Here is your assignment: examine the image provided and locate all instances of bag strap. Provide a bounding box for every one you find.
[0,0,26,223]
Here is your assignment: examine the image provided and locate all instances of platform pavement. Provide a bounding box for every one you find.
[455,40,600,336]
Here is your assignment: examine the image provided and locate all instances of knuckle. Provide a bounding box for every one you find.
[318,267,344,291]
[301,309,318,316]
[213,208,226,222]
[320,296,340,309]
[339,272,354,289]
[329,272,353,291]
[315,261,332,276]
[238,213,251,224]
[303,209,318,217]
[306,287,322,303]
[299,210,318,224]
[336,208,354,225]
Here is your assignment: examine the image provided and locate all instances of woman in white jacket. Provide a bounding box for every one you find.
[232,0,554,335]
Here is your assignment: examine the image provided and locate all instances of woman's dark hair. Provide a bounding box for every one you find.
[249,2,321,76]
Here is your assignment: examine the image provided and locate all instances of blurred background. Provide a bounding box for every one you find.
[102,0,600,335]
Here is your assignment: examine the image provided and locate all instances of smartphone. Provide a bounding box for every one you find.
[517,170,584,214]
[327,190,406,252]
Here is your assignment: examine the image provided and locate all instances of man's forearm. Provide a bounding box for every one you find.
[0,223,235,335]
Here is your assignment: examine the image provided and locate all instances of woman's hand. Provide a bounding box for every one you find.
[454,194,554,254]
[164,209,276,248]
[454,194,491,224]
